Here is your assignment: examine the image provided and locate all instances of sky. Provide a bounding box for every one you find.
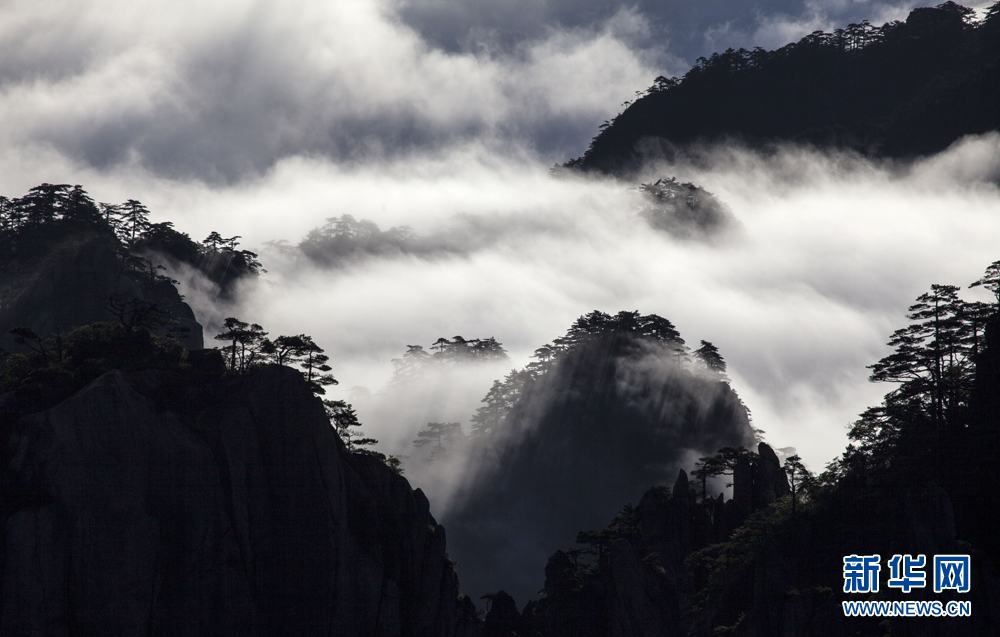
[2,0,1000,510]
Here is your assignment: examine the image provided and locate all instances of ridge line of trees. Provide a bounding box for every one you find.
[683,258,1000,515]
[211,317,337,392]
[466,311,732,442]
[407,310,740,464]
[1,184,263,308]
[563,0,1000,174]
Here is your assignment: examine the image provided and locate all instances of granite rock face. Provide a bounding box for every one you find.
[1,365,478,636]
[482,591,520,637]
[734,443,791,520]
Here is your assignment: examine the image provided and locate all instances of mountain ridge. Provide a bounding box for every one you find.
[564,1,1000,177]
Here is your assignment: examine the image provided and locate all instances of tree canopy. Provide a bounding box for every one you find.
[1,184,263,308]
[325,399,402,473]
[413,422,466,463]
[389,335,509,386]
[212,318,338,393]
[463,310,740,444]
[850,274,999,479]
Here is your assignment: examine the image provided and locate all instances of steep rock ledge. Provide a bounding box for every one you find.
[1,364,478,636]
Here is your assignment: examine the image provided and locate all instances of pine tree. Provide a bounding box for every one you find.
[694,340,728,380]
[413,422,465,462]
[18,183,70,226]
[297,335,337,392]
[213,318,268,372]
[970,260,1000,304]
[868,284,966,428]
[119,200,151,244]
[325,399,402,473]
[202,231,225,252]
[64,186,103,225]
[783,454,811,516]
[469,369,531,438]
[852,272,1000,478]
[389,345,431,386]
[326,400,377,450]
[691,455,726,501]
[262,334,309,366]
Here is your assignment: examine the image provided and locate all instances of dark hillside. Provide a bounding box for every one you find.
[0,232,203,352]
[0,362,480,636]
[568,1,1000,177]
[0,184,263,357]
[0,186,482,635]
[444,311,755,605]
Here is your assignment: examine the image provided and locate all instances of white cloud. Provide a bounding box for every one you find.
[62,135,990,501]
[0,0,658,179]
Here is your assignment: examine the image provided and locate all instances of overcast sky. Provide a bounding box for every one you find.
[0,0,930,181]
[2,0,999,493]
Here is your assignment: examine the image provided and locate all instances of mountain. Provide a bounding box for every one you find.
[0,363,480,635]
[0,185,482,636]
[443,312,756,605]
[0,191,484,635]
[0,232,203,354]
[566,1,1000,177]
[7,182,1000,636]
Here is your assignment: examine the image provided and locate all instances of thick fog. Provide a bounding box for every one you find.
[236,138,1000,489]
[3,0,1000,558]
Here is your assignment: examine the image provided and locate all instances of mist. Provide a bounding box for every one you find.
[79,134,995,520]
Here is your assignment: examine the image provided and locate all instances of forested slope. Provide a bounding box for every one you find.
[567,1,1000,176]
[442,311,756,605]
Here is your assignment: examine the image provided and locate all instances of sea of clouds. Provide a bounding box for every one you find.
[2,0,999,517]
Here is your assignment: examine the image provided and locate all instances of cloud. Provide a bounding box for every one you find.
[0,0,931,184]
[0,0,951,184]
[394,0,926,67]
[77,134,990,504]
[0,0,660,181]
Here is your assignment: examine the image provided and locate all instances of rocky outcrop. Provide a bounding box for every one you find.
[521,444,803,637]
[0,234,202,353]
[482,591,520,637]
[1,365,477,636]
[521,443,1000,636]
[733,443,791,523]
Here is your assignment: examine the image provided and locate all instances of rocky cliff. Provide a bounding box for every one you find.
[1,363,479,636]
